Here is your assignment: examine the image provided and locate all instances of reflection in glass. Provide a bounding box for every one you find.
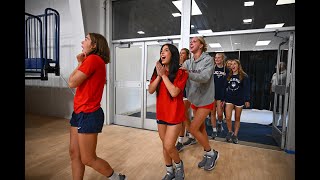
[115,87,142,117]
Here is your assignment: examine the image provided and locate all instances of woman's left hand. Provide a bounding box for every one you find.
[156,61,166,77]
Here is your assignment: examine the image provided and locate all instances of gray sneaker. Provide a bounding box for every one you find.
[217,122,224,132]
[211,131,217,139]
[197,154,208,168]
[162,171,175,180]
[183,138,197,146]
[231,134,239,144]
[226,131,234,142]
[176,142,184,152]
[118,173,127,180]
[204,150,219,171]
[175,161,185,180]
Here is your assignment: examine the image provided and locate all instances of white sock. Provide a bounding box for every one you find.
[189,133,194,139]
[174,160,182,168]
[212,127,217,132]
[166,164,174,173]
[206,149,215,156]
[178,136,184,143]
[108,171,120,180]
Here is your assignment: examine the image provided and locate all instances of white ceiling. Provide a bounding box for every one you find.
[205,31,291,52]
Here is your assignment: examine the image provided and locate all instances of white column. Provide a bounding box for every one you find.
[180,0,191,50]
[68,0,85,69]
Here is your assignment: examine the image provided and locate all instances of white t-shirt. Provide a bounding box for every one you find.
[271,70,287,92]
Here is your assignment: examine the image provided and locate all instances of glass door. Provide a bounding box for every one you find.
[114,42,144,128]
[113,40,180,130]
[143,42,161,130]
[143,41,180,130]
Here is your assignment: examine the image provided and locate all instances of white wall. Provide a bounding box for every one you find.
[25,0,107,121]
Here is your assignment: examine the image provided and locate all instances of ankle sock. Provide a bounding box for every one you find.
[166,164,174,173]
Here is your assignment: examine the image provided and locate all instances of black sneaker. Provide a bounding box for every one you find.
[226,131,234,142]
[217,122,224,133]
[118,173,127,180]
[231,134,239,144]
[176,142,184,152]
[211,131,217,139]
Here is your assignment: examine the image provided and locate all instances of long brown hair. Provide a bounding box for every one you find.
[227,59,248,81]
[87,33,110,64]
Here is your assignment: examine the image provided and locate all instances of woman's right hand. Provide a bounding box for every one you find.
[76,52,86,63]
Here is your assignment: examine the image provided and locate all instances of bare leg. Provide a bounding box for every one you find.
[78,133,114,177]
[158,124,183,164]
[189,108,211,151]
[183,100,191,132]
[225,103,234,132]
[234,106,243,136]
[216,100,224,122]
[210,103,217,128]
[69,127,85,180]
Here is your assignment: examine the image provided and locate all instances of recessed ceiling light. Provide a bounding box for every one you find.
[243,19,253,24]
[256,40,271,46]
[197,29,213,34]
[276,0,295,5]
[234,42,241,45]
[244,1,254,6]
[191,25,195,28]
[265,23,285,28]
[173,39,180,43]
[137,31,145,34]
[209,43,221,48]
[172,13,181,17]
[172,0,202,16]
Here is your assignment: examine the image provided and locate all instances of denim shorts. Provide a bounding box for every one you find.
[70,107,104,133]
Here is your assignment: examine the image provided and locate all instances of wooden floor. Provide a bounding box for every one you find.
[25,113,295,180]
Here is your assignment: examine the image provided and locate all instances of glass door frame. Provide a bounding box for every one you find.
[113,42,145,129]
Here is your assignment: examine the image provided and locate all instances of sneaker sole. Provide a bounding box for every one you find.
[204,152,219,171]
[189,141,197,145]
[198,156,207,169]
[177,146,185,152]
[183,140,197,146]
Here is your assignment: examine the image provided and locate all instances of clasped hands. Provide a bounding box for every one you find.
[156,61,166,77]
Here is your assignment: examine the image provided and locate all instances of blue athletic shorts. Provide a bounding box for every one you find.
[70,107,104,133]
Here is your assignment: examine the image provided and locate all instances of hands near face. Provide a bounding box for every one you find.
[245,102,250,108]
[156,61,166,77]
[76,52,87,64]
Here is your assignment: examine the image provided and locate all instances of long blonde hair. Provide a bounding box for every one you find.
[214,52,227,73]
[227,59,248,81]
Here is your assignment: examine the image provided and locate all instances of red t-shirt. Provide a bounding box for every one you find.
[74,54,106,113]
[150,69,188,124]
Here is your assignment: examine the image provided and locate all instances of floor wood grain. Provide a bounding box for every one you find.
[25,113,295,180]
